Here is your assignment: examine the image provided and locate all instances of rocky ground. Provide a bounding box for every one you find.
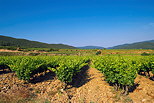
[0,68,154,103]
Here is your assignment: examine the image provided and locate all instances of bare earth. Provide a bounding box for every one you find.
[0,49,20,52]
[0,68,154,103]
[129,75,154,103]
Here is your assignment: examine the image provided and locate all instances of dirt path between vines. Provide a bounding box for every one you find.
[30,67,116,103]
[0,68,154,103]
[70,67,115,103]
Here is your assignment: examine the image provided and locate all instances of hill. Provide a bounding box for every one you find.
[109,40,154,49]
[0,35,76,49]
[77,46,104,49]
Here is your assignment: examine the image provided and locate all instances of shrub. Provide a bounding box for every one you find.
[141,52,150,56]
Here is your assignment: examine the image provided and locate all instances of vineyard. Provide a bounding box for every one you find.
[92,56,154,95]
[0,55,154,102]
[0,56,90,83]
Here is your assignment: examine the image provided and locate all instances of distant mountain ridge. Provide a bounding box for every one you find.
[0,35,76,49]
[0,35,153,49]
[78,40,154,49]
[77,46,104,49]
[144,40,154,43]
[109,40,154,49]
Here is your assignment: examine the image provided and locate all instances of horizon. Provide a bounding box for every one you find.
[0,0,154,48]
[0,34,153,48]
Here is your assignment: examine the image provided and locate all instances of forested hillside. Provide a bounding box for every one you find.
[0,35,76,49]
[109,40,154,49]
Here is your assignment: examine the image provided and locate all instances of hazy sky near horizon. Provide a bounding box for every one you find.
[0,0,154,47]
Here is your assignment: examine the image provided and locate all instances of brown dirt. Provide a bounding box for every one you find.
[0,68,154,103]
[129,75,154,103]
[70,68,115,103]
[0,49,19,52]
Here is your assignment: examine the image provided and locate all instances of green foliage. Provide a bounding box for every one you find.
[96,50,102,55]
[0,55,153,92]
[141,52,154,56]
[0,46,20,50]
[0,56,89,83]
[54,56,89,83]
[111,40,154,49]
[47,48,59,52]
[28,53,40,56]
[92,55,154,94]
[0,35,76,49]
[141,52,150,56]
[0,52,25,56]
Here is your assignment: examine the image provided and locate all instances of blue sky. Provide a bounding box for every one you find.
[0,0,154,47]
